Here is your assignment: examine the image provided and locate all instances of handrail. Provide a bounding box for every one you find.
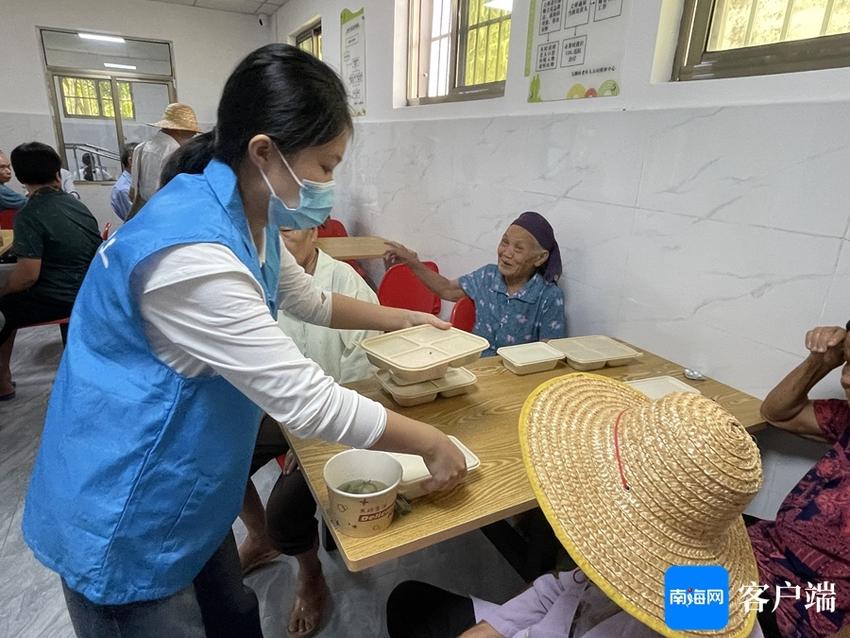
[65,143,119,182]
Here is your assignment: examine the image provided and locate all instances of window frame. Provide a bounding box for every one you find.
[38,27,177,176]
[296,20,323,59]
[673,0,850,81]
[58,76,136,120]
[407,0,511,106]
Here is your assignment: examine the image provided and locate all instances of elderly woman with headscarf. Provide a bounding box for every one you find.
[384,211,566,356]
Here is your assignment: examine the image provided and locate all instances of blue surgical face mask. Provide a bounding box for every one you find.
[260,146,335,230]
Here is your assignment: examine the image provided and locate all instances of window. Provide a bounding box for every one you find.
[408,0,512,104]
[674,0,850,80]
[40,28,176,182]
[60,77,135,119]
[296,22,323,59]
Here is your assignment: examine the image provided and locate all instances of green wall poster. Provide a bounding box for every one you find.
[341,7,366,116]
[525,0,627,103]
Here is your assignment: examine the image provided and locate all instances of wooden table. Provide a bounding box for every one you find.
[288,342,765,572]
[316,236,388,261]
[0,230,13,257]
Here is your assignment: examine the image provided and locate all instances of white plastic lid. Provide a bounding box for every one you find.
[626,375,700,399]
[547,335,641,364]
[497,342,565,366]
[387,435,480,492]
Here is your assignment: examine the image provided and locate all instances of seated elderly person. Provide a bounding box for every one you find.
[0,142,101,400]
[388,375,765,638]
[0,149,27,211]
[384,211,565,356]
[238,225,379,638]
[747,323,850,637]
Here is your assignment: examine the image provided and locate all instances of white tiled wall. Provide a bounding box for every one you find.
[333,102,848,519]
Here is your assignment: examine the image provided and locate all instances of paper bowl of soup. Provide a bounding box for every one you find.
[323,449,403,538]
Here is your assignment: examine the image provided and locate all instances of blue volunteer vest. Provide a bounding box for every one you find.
[22,160,279,605]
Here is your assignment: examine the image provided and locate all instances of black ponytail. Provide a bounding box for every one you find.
[166,44,351,179]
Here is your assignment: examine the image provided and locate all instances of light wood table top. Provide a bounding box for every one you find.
[316,236,388,261]
[287,341,765,572]
[0,230,13,257]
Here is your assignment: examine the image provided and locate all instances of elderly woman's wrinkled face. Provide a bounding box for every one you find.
[496,224,549,283]
[0,154,12,184]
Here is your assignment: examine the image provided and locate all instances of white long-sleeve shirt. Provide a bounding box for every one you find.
[277,248,379,384]
[134,234,387,449]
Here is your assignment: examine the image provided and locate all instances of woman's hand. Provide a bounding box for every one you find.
[421,433,467,493]
[805,326,847,370]
[384,240,418,268]
[401,310,451,331]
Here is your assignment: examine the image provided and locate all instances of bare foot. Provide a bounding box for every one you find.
[238,534,281,576]
[287,567,328,638]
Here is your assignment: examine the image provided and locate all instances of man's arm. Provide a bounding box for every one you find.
[761,325,845,438]
[0,184,27,210]
[384,240,465,301]
[0,258,41,296]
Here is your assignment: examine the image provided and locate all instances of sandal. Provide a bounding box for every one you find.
[287,584,329,638]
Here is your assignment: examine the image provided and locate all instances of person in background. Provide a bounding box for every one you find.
[111,142,137,220]
[384,211,566,356]
[22,44,465,638]
[59,168,80,199]
[750,324,850,637]
[127,102,201,219]
[388,375,766,638]
[0,149,27,210]
[237,225,380,638]
[77,153,113,182]
[0,142,101,401]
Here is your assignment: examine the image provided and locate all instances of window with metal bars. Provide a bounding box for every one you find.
[59,76,135,119]
[674,0,850,80]
[296,21,323,60]
[408,0,512,104]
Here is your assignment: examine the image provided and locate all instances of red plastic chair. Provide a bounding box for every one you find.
[378,262,441,315]
[317,218,348,238]
[101,223,111,241]
[450,296,476,332]
[0,208,16,230]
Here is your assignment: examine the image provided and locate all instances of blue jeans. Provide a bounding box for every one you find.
[62,531,263,638]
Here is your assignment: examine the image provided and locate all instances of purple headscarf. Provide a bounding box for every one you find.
[511,211,562,283]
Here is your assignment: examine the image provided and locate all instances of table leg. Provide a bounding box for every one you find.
[481,508,560,582]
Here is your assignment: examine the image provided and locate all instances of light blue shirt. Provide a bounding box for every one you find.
[110,170,132,220]
[458,264,566,356]
[0,182,26,210]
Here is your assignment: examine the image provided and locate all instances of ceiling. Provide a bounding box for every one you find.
[148,0,288,16]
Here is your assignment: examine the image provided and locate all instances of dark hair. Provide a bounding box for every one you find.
[167,44,352,178]
[81,153,94,181]
[10,142,62,185]
[120,143,138,170]
[160,132,214,187]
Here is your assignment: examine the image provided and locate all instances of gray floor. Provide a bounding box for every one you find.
[0,327,525,638]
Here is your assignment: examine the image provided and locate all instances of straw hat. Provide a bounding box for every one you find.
[148,102,202,132]
[519,373,763,638]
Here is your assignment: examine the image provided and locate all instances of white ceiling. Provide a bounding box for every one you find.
[148,0,287,16]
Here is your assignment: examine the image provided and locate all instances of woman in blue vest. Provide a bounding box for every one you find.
[22,44,467,638]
